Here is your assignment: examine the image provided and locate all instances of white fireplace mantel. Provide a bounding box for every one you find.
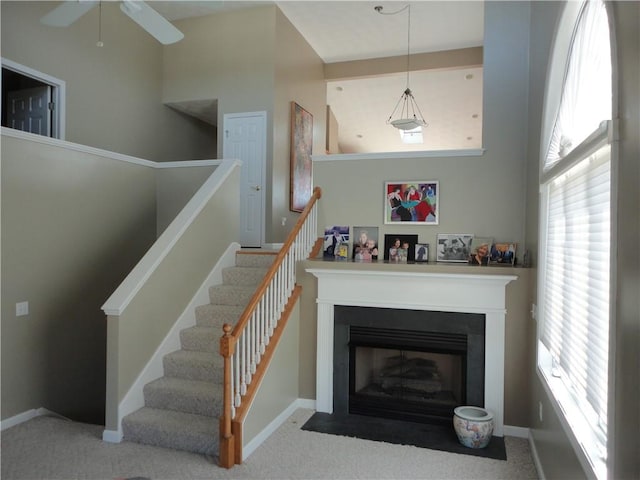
[306,265,517,436]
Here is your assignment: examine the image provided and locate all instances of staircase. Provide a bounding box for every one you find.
[121,250,276,456]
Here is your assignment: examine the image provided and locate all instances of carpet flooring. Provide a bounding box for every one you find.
[1,408,538,480]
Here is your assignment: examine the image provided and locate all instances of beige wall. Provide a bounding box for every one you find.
[243,301,301,445]
[609,4,640,478]
[163,6,277,160]
[163,6,326,244]
[106,168,240,430]
[0,1,215,162]
[155,164,218,235]
[272,9,326,243]
[1,134,158,424]
[326,106,340,154]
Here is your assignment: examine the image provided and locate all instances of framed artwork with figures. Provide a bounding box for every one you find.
[384,181,439,225]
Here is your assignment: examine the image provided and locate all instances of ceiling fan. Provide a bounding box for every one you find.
[41,0,184,45]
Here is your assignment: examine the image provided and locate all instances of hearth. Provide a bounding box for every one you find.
[334,306,485,425]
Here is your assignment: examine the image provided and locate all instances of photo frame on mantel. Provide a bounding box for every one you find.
[290,102,313,212]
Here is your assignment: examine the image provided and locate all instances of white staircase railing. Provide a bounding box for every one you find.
[219,187,322,468]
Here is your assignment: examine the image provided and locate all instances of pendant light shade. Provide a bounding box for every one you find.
[388,88,426,130]
[377,4,427,131]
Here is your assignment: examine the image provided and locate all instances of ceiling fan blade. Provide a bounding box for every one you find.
[41,1,99,27]
[120,1,184,45]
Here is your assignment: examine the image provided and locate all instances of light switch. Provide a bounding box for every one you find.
[16,301,29,316]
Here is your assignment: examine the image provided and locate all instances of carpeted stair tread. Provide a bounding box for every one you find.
[208,284,256,306]
[195,304,245,328]
[235,251,277,268]
[222,266,270,286]
[122,406,218,456]
[125,249,275,457]
[180,326,219,352]
[163,350,223,383]
[143,377,222,417]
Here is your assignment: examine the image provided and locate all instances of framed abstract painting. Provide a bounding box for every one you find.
[385,181,438,225]
[290,102,313,212]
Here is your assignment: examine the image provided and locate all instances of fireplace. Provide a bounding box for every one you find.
[334,306,485,425]
[306,265,516,436]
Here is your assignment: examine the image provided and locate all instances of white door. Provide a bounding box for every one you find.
[7,86,52,136]
[223,112,267,248]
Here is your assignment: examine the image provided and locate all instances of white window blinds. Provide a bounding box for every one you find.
[538,1,612,477]
[541,144,610,438]
[545,0,612,171]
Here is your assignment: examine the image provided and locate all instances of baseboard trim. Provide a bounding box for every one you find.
[503,424,529,438]
[102,429,123,443]
[1,408,69,431]
[1,409,39,431]
[242,398,315,461]
[295,398,316,410]
[528,430,547,480]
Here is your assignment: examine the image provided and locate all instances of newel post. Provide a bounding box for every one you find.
[218,323,235,468]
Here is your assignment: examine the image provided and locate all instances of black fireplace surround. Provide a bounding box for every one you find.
[333,306,486,425]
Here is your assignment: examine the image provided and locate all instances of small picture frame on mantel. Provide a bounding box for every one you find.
[384,234,419,262]
[415,243,430,262]
[468,237,493,266]
[436,234,473,263]
[488,242,517,266]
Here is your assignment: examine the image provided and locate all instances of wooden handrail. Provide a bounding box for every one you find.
[218,186,321,468]
[229,186,321,340]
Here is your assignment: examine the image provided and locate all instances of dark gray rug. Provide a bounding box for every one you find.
[301,412,507,461]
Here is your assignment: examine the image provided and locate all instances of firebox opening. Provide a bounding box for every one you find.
[350,346,466,424]
[348,325,468,424]
[333,306,486,427]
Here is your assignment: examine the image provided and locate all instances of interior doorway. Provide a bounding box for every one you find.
[1,58,65,139]
[222,111,267,248]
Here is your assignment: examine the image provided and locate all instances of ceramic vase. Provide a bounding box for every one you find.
[453,406,494,448]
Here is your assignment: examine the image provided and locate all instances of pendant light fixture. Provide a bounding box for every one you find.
[376,4,427,131]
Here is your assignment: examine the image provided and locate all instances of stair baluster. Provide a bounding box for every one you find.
[218,187,322,468]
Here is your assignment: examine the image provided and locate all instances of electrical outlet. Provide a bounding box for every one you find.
[538,401,543,422]
[16,301,29,316]
[281,217,287,226]
[531,303,537,320]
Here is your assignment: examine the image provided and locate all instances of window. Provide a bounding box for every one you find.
[537,1,612,479]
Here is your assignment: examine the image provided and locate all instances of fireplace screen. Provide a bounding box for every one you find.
[333,308,485,426]
[350,346,465,423]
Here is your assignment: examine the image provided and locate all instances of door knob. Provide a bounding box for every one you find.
[253,185,261,191]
